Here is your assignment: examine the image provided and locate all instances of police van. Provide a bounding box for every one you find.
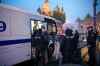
[0,4,60,66]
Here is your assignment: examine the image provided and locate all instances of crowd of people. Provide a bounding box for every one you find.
[31,25,97,66]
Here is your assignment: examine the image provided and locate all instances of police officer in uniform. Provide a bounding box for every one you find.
[60,28,74,64]
[32,28,48,66]
[87,26,97,66]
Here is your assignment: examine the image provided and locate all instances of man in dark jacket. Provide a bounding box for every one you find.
[60,28,74,64]
[41,26,49,48]
[41,26,49,65]
[87,26,97,66]
[73,30,79,50]
[73,30,83,64]
[32,28,48,66]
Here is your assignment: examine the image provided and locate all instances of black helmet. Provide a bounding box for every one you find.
[65,28,73,36]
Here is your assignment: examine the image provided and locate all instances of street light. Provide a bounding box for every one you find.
[93,0,98,30]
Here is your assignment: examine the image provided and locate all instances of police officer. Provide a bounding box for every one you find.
[87,26,97,66]
[60,28,74,64]
[41,26,49,65]
[73,30,79,51]
[32,28,48,66]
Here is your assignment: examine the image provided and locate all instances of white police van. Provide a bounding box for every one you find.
[0,4,59,66]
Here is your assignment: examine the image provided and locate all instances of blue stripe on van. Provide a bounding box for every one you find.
[0,38,31,46]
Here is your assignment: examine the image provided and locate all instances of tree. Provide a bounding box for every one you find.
[84,14,92,20]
